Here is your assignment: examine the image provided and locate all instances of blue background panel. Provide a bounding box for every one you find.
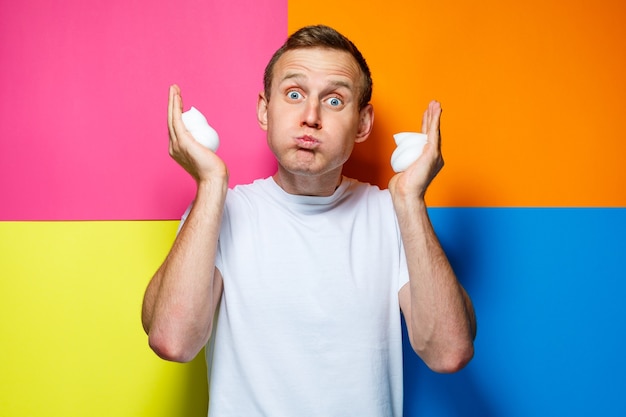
[402,208,626,417]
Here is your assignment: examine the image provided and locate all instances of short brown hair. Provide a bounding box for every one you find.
[263,25,373,110]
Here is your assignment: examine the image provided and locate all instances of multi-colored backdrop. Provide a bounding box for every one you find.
[1,0,624,416]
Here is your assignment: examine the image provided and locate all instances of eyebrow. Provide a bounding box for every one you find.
[279,72,354,91]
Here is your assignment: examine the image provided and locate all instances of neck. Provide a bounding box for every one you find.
[273,168,343,197]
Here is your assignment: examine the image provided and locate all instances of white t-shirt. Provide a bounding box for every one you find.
[200,176,409,417]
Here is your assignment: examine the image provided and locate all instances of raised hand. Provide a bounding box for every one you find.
[388,100,444,201]
[167,84,228,184]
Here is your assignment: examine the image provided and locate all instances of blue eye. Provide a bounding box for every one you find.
[328,97,343,107]
[288,91,302,100]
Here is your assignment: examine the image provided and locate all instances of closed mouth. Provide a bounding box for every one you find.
[295,135,320,149]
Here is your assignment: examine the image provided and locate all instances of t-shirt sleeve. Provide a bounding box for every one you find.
[177,201,193,235]
[397,236,410,291]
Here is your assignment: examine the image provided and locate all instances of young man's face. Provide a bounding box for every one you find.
[257,47,373,181]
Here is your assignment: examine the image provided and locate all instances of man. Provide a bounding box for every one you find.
[142,25,476,416]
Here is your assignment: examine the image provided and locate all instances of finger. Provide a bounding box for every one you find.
[427,100,442,148]
[421,108,429,134]
[169,85,186,144]
[168,85,177,142]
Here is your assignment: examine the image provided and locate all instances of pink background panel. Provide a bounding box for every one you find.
[0,0,285,220]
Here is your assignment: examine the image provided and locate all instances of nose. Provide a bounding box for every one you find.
[301,98,321,129]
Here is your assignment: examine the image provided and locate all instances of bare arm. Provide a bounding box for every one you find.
[141,85,228,362]
[390,101,476,373]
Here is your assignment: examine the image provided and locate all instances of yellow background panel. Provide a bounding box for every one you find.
[289,0,626,207]
[0,221,207,417]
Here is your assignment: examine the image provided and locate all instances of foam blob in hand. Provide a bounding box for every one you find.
[390,132,428,173]
[181,106,220,152]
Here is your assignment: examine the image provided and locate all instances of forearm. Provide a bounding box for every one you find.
[395,195,476,372]
[142,180,227,362]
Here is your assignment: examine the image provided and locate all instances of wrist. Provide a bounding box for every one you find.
[196,175,228,205]
[391,188,427,212]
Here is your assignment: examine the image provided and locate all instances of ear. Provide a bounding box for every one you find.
[355,104,374,143]
[257,92,269,131]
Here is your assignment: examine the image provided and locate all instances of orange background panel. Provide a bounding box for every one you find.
[289,0,626,207]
